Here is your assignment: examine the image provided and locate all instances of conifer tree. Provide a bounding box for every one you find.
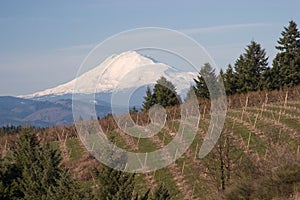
[133,190,150,200]
[94,165,136,200]
[152,76,180,107]
[272,20,300,88]
[223,64,238,95]
[142,86,155,110]
[234,41,268,93]
[151,184,170,200]
[0,130,86,200]
[12,131,62,199]
[93,148,136,200]
[219,69,224,82]
[262,66,275,90]
[193,63,218,99]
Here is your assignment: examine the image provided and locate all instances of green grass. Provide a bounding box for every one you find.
[64,101,300,199]
[265,105,300,117]
[105,128,185,199]
[226,112,266,155]
[107,130,131,150]
[286,102,300,108]
[243,108,300,151]
[66,138,85,161]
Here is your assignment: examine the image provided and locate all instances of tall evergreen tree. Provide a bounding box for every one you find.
[223,64,238,95]
[94,165,135,200]
[152,76,180,107]
[142,86,155,110]
[262,66,275,90]
[0,130,86,200]
[92,147,137,200]
[234,41,268,93]
[218,69,224,82]
[151,184,170,200]
[272,20,300,88]
[12,131,61,199]
[193,63,218,99]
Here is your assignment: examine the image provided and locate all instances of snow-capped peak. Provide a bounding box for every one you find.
[21,51,197,98]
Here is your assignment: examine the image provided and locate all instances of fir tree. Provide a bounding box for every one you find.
[12,131,62,199]
[272,20,300,88]
[94,165,136,200]
[234,41,268,93]
[193,63,218,99]
[0,130,86,200]
[223,64,238,95]
[133,190,150,200]
[93,148,136,200]
[151,184,170,200]
[142,86,155,110]
[153,76,180,108]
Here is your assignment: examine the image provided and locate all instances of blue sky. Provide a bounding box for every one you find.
[1,0,300,96]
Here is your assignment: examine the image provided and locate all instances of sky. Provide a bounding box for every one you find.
[1,0,300,96]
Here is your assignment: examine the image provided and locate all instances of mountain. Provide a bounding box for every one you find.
[21,51,197,100]
[1,51,197,127]
[0,96,73,127]
[0,96,113,127]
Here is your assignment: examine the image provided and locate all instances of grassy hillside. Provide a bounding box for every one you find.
[1,87,299,199]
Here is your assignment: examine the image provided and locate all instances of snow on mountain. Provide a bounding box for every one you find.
[21,51,197,98]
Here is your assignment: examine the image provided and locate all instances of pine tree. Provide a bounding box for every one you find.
[217,69,227,96]
[153,76,180,107]
[93,147,136,200]
[0,130,86,200]
[223,64,238,95]
[94,165,136,200]
[50,170,92,200]
[142,86,154,110]
[134,190,150,200]
[224,65,237,95]
[234,41,268,93]
[11,131,63,199]
[0,156,21,199]
[219,69,224,82]
[151,184,170,200]
[272,20,300,88]
[193,63,218,99]
[262,66,275,90]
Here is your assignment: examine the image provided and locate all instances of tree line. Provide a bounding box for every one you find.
[142,20,300,109]
[193,20,300,100]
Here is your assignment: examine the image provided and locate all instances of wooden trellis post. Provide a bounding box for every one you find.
[181,161,185,174]
[3,139,7,156]
[144,152,148,168]
[194,143,199,161]
[241,95,249,121]
[254,113,259,128]
[246,132,252,151]
[137,133,141,148]
[278,91,289,123]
